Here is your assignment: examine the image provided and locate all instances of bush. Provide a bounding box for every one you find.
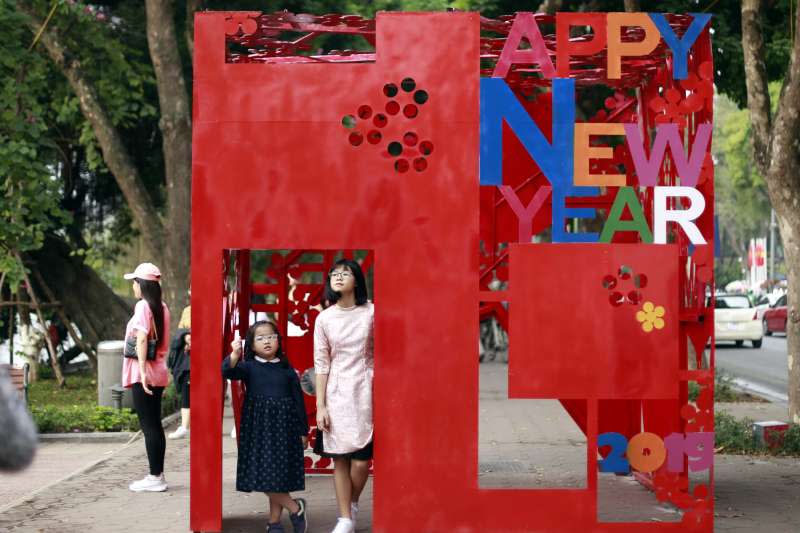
[714,411,758,454]
[780,423,800,455]
[31,405,139,433]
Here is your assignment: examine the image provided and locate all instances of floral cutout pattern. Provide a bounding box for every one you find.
[636,301,665,332]
[602,265,647,307]
[342,78,434,173]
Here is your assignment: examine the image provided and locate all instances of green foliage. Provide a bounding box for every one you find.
[31,404,140,432]
[29,370,179,432]
[714,412,800,457]
[688,370,751,403]
[782,424,800,455]
[713,84,783,283]
[714,411,759,454]
[0,23,70,288]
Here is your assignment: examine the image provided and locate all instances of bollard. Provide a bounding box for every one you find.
[110,384,126,410]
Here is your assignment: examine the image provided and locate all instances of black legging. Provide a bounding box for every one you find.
[132,383,165,476]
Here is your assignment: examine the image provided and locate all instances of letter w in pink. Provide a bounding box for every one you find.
[624,123,711,187]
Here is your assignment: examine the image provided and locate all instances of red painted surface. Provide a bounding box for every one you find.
[508,243,679,400]
[192,10,715,532]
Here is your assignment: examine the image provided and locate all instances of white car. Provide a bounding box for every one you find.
[714,294,763,348]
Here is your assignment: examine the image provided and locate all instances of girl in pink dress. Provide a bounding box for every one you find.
[314,259,374,533]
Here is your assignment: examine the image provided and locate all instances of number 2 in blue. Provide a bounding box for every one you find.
[598,432,630,473]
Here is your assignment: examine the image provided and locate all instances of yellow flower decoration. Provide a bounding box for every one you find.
[636,301,665,332]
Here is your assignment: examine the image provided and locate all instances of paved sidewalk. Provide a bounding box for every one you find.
[1,361,798,532]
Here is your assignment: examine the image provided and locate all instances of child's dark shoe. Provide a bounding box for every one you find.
[290,498,308,533]
[267,522,285,533]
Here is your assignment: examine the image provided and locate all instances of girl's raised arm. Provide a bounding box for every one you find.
[222,332,248,380]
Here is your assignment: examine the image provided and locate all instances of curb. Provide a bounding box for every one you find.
[36,411,182,443]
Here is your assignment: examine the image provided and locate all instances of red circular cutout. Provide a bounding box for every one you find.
[413,157,427,172]
[403,104,418,118]
[419,140,434,155]
[385,101,400,115]
[357,105,372,119]
[394,159,409,173]
[609,292,624,307]
[373,114,388,127]
[367,130,382,144]
[348,132,363,146]
[403,132,419,146]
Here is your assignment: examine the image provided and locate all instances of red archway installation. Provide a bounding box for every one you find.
[192,10,715,532]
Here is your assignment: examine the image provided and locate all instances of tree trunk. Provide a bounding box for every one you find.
[19,257,66,388]
[185,0,202,61]
[145,0,193,326]
[19,2,166,274]
[741,0,800,423]
[536,0,562,14]
[26,235,132,349]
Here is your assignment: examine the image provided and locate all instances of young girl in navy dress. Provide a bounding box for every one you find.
[223,320,309,533]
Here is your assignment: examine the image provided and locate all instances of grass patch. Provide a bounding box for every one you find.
[28,372,98,407]
[28,370,180,433]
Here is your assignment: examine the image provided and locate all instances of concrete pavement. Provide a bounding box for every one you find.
[1,361,798,532]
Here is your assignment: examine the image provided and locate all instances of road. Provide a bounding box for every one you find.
[714,334,789,404]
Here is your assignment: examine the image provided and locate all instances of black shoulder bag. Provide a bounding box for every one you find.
[123,316,158,361]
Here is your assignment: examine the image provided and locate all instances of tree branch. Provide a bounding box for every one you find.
[145,0,192,317]
[18,2,166,259]
[741,0,773,176]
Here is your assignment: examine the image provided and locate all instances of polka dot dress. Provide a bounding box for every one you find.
[237,394,305,493]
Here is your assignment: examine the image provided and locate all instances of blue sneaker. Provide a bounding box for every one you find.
[290,498,308,533]
[267,522,285,533]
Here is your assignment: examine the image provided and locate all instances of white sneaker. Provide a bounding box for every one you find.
[168,426,188,439]
[129,474,167,492]
[350,502,359,528]
[331,517,354,533]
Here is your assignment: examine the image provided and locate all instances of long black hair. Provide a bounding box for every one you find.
[324,258,369,306]
[136,278,164,344]
[244,320,291,369]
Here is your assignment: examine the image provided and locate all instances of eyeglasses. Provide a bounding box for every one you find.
[330,271,353,280]
[254,334,278,342]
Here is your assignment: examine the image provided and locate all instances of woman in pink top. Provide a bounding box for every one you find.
[314,259,374,533]
[122,263,171,493]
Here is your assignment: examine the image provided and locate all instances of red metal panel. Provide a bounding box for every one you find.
[508,243,679,400]
[192,11,479,532]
